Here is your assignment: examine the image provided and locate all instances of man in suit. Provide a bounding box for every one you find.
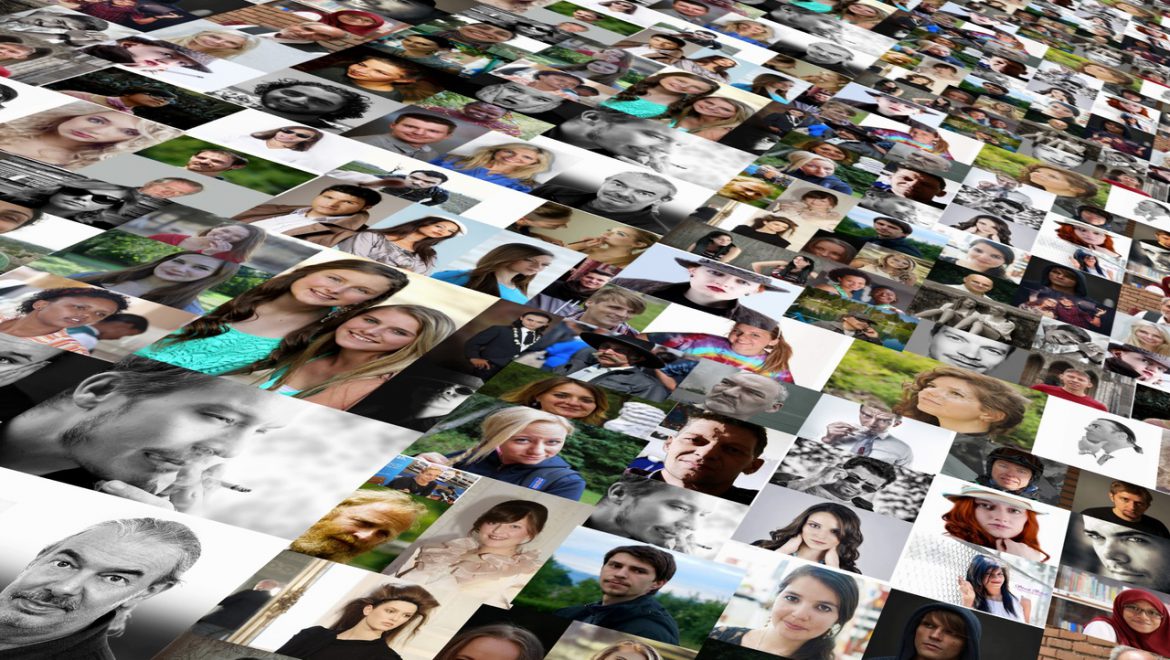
[464,310,553,377]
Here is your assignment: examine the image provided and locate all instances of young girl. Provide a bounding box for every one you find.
[600,72,718,118]
[137,259,408,375]
[952,214,1013,245]
[433,243,555,303]
[645,317,795,383]
[72,251,240,314]
[336,216,465,275]
[959,555,1032,622]
[149,223,266,263]
[0,104,178,169]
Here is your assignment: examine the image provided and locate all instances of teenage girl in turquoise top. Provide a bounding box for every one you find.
[432,243,555,303]
[227,304,455,410]
[137,259,408,375]
[600,71,718,118]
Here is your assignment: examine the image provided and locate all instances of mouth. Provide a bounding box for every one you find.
[12,596,72,614]
[1107,566,1145,579]
[345,329,380,345]
[143,450,187,471]
[783,621,809,633]
[62,316,88,325]
[943,355,983,369]
[307,288,338,302]
[705,285,727,293]
[68,130,96,140]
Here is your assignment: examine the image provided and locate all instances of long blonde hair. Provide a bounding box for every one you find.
[1125,320,1170,356]
[449,143,553,187]
[452,406,574,465]
[167,30,259,58]
[235,304,455,398]
[0,103,180,169]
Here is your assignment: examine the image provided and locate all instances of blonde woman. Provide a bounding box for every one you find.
[658,95,755,141]
[852,252,919,285]
[165,29,259,59]
[432,143,553,192]
[1122,320,1170,357]
[227,304,455,410]
[414,406,584,500]
[593,641,663,660]
[0,103,178,169]
[566,226,657,266]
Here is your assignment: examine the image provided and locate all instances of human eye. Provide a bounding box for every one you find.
[102,574,130,585]
[817,603,837,612]
[1084,530,1104,541]
[1124,535,1151,545]
[51,559,76,569]
[87,116,108,125]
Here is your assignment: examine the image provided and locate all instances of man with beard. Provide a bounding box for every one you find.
[772,455,897,511]
[532,171,678,233]
[0,517,200,657]
[586,475,731,554]
[551,333,669,401]
[542,109,677,170]
[290,490,426,562]
[0,356,291,512]
[184,149,248,179]
[1082,481,1170,537]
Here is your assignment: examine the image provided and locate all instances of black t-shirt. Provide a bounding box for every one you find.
[1082,507,1170,537]
[387,475,437,496]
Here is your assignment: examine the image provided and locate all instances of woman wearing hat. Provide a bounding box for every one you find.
[782,150,853,194]
[941,485,1050,563]
[814,267,870,298]
[975,447,1046,499]
[336,216,465,275]
[414,406,587,501]
[616,257,786,319]
[1083,589,1170,654]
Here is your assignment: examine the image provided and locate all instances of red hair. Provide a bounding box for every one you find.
[1057,224,1117,252]
[943,497,1050,562]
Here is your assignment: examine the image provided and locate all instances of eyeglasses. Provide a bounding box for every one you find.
[57,187,124,205]
[1124,604,1164,620]
[277,128,317,139]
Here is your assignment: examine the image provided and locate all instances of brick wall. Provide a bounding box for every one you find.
[1040,626,1115,660]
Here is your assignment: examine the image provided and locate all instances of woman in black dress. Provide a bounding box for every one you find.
[277,584,439,660]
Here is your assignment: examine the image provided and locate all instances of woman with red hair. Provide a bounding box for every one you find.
[1055,222,1123,261]
[942,485,1051,563]
[1083,589,1170,655]
[314,9,386,35]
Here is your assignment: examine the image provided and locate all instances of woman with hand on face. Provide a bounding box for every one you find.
[228,304,454,410]
[73,251,240,315]
[414,406,585,500]
[0,105,176,169]
[710,565,859,660]
[566,227,657,267]
[1082,589,1170,654]
[952,215,1013,245]
[499,376,609,425]
[752,503,863,574]
[137,259,408,375]
[894,366,1029,439]
[941,485,1050,563]
[276,584,438,660]
[433,243,555,304]
[149,223,265,264]
[337,216,465,275]
[958,555,1031,622]
[391,500,548,607]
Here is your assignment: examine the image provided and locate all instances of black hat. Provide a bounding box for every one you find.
[580,332,665,368]
[673,257,788,292]
[985,446,1044,478]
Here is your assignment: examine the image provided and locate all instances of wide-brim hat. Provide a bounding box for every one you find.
[942,484,1042,513]
[673,257,788,292]
[1110,343,1170,369]
[580,331,665,369]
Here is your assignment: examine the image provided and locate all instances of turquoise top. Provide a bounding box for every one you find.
[432,270,529,303]
[136,325,284,375]
[258,366,302,396]
[600,97,669,118]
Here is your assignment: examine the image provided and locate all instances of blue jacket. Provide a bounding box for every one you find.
[449,450,586,500]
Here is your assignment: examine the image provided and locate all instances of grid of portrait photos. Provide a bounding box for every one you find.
[8,0,1170,657]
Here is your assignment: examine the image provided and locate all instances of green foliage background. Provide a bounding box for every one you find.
[136,136,316,196]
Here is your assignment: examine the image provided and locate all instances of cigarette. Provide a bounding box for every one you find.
[209,480,252,493]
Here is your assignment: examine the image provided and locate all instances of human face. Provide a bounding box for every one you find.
[534,383,598,419]
[477,518,534,551]
[406,172,443,189]
[587,60,619,75]
[334,307,420,353]
[1110,490,1151,522]
[876,95,920,116]
[1135,325,1166,350]
[913,612,967,660]
[140,180,199,198]
[582,297,636,329]
[825,465,886,499]
[658,75,714,95]
[205,225,249,244]
[800,158,835,178]
[769,576,842,646]
[153,254,221,282]
[348,59,410,83]
[589,120,673,163]
[662,418,762,489]
[29,296,120,329]
[593,175,671,212]
[989,459,1032,491]
[339,13,377,26]
[391,118,452,146]
[1027,167,1075,193]
[288,269,395,307]
[800,512,843,552]
[706,373,783,416]
[1111,350,1167,382]
[890,169,929,197]
[294,501,415,559]
[1073,226,1108,246]
[505,254,552,277]
[1081,516,1170,587]
[46,188,123,214]
[462,103,506,122]
[401,35,440,54]
[971,217,1002,239]
[599,552,665,601]
[192,31,248,50]
[458,23,513,42]
[649,36,679,51]
[837,274,867,291]
[692,97,737,119]
[361,600,416,631]
[578,272,611,290]
[119,42,196,69]
[447,637,524,660]
[674,0,708,16]
[929,328,1010,372]
[963,243,1007,271]
[262,85,347,115]
[0,200,33,233]
[594,341,636,367]
[1034,145,1083,168]
[497,421,567,465]
[186,151,238,172]
[0,527,181,641]
[416,220,459,239]
[490,147,540,171]
[808,240,849,261]
[970,497,1028,539]
[0,334,58,386]
[915,376,989,425]
[688,266,762,301]
[61,378,283,490]
[727,324,779,357]
[519,313,550,331]
[1121,601,1165,634]
[871,218,907,239]
[309,190,369,217]
[56,112,141,144]
[614,488,704,548]
[872,288,896,304]
[280,22,345,40]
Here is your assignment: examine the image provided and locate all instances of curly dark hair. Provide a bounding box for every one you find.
[254,79,372,121]
[17,287,129,315]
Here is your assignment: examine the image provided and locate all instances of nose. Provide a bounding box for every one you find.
[1102,539,1130,564]
[48,573,88,596]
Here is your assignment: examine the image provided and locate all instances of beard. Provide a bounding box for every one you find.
[290,519,363,561]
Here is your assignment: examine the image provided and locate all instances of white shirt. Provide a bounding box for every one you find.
[568,364,623,382]
[251,210,322,233]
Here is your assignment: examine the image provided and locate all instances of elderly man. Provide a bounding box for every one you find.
[290,489,426,562]
[542,109,676,170]
[532,171,678,233]
[0,517,201,657]
[698,371,788,419]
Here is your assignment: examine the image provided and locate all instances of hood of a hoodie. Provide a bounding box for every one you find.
[891,603,982,660]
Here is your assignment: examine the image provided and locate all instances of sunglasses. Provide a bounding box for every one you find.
[57,187,124,205]
[277,128,317,139]
[841,473,882,493]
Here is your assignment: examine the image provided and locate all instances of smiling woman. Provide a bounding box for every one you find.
[0,104,179,169]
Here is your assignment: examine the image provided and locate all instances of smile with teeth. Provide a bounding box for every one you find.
[347,330,379,344]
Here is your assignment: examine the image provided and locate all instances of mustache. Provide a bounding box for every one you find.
[13,590,78,611]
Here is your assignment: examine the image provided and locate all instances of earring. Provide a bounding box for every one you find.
[825,623,842,638]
